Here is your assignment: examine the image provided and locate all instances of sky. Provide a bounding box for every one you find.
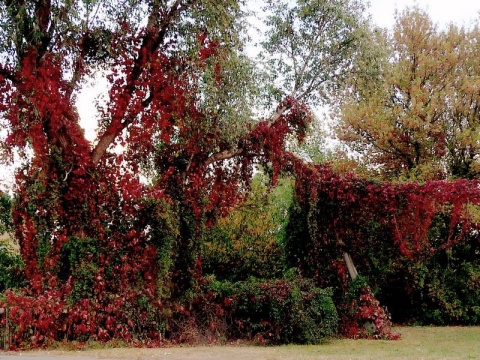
[368,0,480,28]
[2,0,480,191]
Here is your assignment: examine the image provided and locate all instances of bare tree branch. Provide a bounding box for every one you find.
[204,148,244,167]
[203,103,293,167]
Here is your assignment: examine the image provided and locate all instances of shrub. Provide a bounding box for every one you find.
[396,247,480,325]
[339,277,399,340]
[189,276,339,344]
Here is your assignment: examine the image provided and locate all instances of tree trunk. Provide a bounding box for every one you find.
[343,252,358,280]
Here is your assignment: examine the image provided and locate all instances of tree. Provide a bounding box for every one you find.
[336,8,480,181]
[261,0,369,106]
[0,0,371,346]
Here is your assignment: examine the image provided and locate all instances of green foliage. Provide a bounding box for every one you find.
[0,193,24,292]
[261,0,371,106]
[60,237,101,303]
[422,261,480,325]
[0,192,13,234]
[0,243,25,292]
[140,197,179,299]
[205,277,338,344]
[379,238,480,325]
[202,174,294,282]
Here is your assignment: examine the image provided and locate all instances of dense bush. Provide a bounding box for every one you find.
[339,277,399,339]
[376,238,480,325]
[223,278,338,344]
[172,277,338,345]
[285,165,480,327]
[0,193,13,235]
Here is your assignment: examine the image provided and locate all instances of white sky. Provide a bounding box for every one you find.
[368,0,480,28]
[2,0,480,191]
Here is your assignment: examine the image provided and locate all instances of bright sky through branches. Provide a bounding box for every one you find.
[2,0,480,192]
[77,0,480,141]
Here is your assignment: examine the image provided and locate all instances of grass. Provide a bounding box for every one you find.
[4,327,480,359]
[286,326,480,359]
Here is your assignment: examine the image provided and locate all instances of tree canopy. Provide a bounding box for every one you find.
[336,8,480,181]
[0,0,374,347]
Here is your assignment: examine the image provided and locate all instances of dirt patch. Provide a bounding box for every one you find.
[0,346,288,360]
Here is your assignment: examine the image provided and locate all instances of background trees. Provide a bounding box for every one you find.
[0,192,24,293]
[202,174,293,282]
[337,8,480,181]
[261,0,369,105]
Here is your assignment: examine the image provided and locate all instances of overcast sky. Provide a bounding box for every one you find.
[368,0,480,28]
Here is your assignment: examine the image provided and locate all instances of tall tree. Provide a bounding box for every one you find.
[336,8,480,181]
[261,0,369,106]
[0,0,370,346]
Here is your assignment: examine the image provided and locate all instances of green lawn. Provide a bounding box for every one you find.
[286,326,480,359]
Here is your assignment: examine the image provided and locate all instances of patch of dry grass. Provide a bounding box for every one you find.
[3,327,480,360]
